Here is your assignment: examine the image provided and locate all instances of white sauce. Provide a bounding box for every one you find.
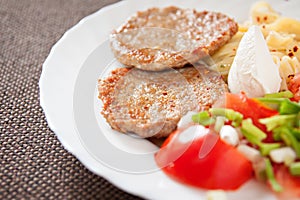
[228,25,281,97]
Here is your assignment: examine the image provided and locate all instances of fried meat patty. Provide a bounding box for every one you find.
[110,6,238,71]
[98,66,228,138]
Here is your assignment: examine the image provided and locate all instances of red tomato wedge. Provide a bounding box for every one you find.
[224,92,278,142]
[155,125,253,190]
[273,164,300,199]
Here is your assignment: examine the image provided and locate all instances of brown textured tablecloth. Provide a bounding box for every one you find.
[0,0,143,199]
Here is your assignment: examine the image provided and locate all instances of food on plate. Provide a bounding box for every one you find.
[110,6,238,71]
[98,66,227,138]
[212,1,300,91]
[99,6,236,138]
[152,2,300,198]
[228,25,281,97]
[155,92,300,198]
[155,124,253,190]
[97,1,300,198]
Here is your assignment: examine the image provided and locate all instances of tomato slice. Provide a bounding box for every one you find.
[224,92,278,142]
[155,125,253,190]
[273,164,300,199]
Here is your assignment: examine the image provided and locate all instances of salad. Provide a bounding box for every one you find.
[155,2,300,199]
[155,89,300,199]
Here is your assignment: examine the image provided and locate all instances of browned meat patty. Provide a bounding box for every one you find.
[98,65,228,138]
[110,6,238,71]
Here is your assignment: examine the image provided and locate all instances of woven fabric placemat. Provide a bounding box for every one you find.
[0,0,143,199]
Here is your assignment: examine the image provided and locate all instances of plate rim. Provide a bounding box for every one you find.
[39,0,300,199]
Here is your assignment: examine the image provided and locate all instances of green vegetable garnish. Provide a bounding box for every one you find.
[259,143,281,156]
[241,119,267,145]
[190,92,300,190]
[259,114,297,131]
[279,99,300,114]
[272,127,283,141]
[192,111,215,126]
[265,158,283,192]
[256,91,297,112]
[291,128,300,140]
[264,91,294,99]
[256,97,285,104]
[279,127,300,158]
[209,108,243,127]
[289,162,300,176]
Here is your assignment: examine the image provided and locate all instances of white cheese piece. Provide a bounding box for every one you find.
[228,25,281,97]
[219,125,239,146]
[269,147,296,165]
[237,144,262,163]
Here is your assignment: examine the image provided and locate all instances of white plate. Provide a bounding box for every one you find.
[39,0,300,199]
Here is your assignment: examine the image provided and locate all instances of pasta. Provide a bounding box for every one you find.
[211,31,244,75]
[275,55,300,90]
[212,1,300,90]
[250,1,280,25]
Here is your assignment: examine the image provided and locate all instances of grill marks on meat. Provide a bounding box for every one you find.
[98,66,228,138]
[110,6,238,71]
